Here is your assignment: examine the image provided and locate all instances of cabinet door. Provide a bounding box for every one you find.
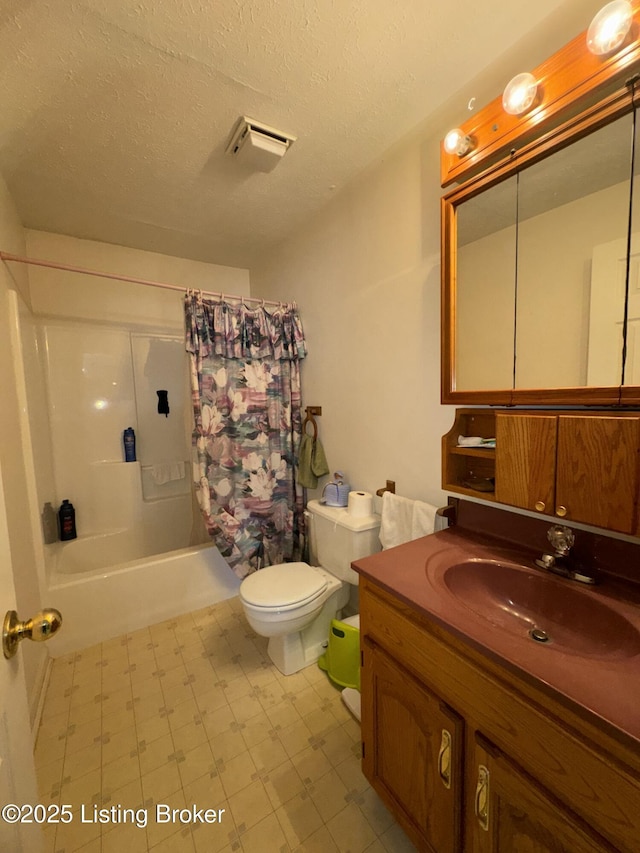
[468,737,617,853]
[556,415,640,533]
[361,638,463,853]
[494,413,557,514]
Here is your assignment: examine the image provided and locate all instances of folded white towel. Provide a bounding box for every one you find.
[412,500,437,539]
[379,492,414,550]
[379,493,439,549]
[457,435,484,446]
[150,461,186,485]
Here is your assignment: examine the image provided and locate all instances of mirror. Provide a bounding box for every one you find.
[516,114,632,390]
[443,91,638,405]
[623,110,640,392]
[456,177,518,391]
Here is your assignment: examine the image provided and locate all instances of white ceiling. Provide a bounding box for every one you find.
[0,0,595,268]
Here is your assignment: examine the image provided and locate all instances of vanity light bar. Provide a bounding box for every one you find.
[440,0,640,183]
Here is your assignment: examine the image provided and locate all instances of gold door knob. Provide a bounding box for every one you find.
[3,609,62,659]
[556,505,568,518]
[534,501,546,512]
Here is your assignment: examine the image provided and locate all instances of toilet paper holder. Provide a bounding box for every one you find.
[376,479,396,497]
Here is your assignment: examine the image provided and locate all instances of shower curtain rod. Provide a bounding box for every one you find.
[0,251,290,308]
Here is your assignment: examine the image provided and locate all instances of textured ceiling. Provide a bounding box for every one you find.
[0,0,592,268]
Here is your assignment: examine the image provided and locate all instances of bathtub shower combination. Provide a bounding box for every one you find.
[48,538,240,655]
[19,309,240,656]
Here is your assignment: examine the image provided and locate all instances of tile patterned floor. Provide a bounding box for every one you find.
[34,596,417,852]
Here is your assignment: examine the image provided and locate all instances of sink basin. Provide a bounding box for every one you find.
[443,560,640,659]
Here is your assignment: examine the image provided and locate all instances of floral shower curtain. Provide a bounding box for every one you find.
[185,292,307,578]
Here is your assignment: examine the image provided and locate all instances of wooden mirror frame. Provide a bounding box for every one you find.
[441,3,640,406]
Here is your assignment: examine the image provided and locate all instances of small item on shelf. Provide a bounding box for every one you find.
[41,501,58,544]
[123,427,137,462]
[461,476,495,492]
[58,499,77,540]
[457,435,495,448]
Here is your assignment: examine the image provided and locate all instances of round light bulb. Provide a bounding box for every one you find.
[586,1,633,56]
[502,72,538,116]
[443,128,472,157]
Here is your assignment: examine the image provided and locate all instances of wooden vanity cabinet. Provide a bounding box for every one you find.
[361,638,463,853]
[495,412,640,534]
[469,738,617,853]
[359,577,640,853]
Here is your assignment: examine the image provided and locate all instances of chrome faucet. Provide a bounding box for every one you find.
[535,525,597,585]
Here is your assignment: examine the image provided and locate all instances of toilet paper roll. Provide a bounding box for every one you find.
[347,490,374,517]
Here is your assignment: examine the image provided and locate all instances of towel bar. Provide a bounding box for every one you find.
[376,479,396,497]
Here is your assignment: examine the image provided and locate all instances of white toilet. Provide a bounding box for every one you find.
[239,498,380,675]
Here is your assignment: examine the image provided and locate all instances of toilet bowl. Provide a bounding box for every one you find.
[240,562,349,675]
[238,499,381,676]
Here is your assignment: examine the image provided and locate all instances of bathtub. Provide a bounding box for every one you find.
[46,533,241,656]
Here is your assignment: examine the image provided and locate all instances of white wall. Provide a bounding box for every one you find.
[27,230,249,328]
[251,135,455,509]
[248,1,597,511]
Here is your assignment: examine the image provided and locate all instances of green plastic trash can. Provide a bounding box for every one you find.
[318,614,360,690]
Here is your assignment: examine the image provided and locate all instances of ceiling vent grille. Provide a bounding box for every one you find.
[225,117,297,172]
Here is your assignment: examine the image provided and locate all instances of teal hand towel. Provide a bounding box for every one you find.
[297,434,330,489]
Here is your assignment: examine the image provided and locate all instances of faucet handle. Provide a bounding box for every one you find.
[547,525,575,555]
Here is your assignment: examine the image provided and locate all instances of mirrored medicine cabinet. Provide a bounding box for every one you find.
[441,36,640,406]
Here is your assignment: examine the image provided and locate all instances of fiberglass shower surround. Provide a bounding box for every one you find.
[41,320,193,560]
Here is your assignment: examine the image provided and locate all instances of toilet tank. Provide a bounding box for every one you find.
[306,499,380,585]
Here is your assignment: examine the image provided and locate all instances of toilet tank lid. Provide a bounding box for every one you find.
[240,562,327,608]
[307,499,380,531]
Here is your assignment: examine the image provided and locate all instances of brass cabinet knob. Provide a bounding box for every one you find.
[534,501,546,512]
[556,505,568,518]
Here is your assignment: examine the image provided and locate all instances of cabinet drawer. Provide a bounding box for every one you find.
[360,582,640,853]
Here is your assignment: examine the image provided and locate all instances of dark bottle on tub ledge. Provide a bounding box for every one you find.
[58,499,77,541]
[123,427,137,462]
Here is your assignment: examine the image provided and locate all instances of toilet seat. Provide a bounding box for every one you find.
[240,562,328,612]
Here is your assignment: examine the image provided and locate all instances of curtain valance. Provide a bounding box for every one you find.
[185,292,307,362]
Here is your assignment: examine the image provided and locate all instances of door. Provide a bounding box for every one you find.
[587,236,629,388]
[0,458,43,853]
[361,638,463,853]
[469,736,617,853]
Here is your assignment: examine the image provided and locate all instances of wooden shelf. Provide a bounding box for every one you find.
[449,447,495,459]
[443,482,496,501]
[442,409,496,499]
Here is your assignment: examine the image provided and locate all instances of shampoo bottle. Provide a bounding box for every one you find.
[58,499,77,541]
[123,427,136,462]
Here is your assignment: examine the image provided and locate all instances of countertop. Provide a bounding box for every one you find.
[353,526,640,747]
